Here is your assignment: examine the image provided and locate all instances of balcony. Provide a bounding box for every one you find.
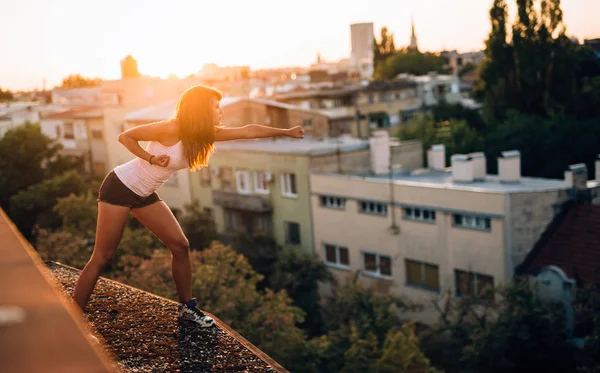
[212,190,273,213]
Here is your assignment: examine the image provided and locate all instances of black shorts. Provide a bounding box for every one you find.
[97,170,162,209]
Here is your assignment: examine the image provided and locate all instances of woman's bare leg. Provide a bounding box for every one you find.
[73,202,130,311]
[130,201,192,303]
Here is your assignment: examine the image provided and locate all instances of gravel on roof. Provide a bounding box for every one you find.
[45,262,281,373]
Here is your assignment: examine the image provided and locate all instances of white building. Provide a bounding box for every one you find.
[350,23,375,79]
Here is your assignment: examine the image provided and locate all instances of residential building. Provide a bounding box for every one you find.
[51,87,103,106]
[350,23,375,79]
[442,50,485,76]
[310,134,572,323]
[123,96,333,224]
[274,74,461,138]
[584,38,600,57]
[0,102,67,137]
[40,107,109,175]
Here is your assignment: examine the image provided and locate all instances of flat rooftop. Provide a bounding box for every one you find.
[315,168,569,194]
[216,135,369,156]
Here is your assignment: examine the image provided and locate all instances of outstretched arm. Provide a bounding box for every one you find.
[215,124,304,142]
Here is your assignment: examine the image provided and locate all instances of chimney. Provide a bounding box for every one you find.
[470,152,486,181]
[498,150,521,183]
[369,131,390,175]
[451,154,473,182]
[596,154,600,181]
[564,163,588,189]
[427,144,446,170]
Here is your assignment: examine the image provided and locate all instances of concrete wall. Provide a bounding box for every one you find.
[189,151,314,254]
[391,139,423,170]
[310,173,508,322]
[508,189,570,273]
[310,149,371,174]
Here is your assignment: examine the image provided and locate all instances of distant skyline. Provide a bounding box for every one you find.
[1,0,599,91]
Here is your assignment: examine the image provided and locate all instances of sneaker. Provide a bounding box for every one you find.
[178,298,215,328]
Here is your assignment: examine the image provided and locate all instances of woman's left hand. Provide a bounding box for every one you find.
[287,126,305,139]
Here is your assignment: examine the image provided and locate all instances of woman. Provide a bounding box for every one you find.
[73,85,305,327]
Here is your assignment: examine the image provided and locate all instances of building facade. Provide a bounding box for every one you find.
[310,138,570,323]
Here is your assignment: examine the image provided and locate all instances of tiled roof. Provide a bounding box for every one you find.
[518,203,600,286]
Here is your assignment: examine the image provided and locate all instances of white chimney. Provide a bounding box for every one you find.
[427,144,446,170]
[470,152,486,181]
[451,154,473,182]
[567,163,588,189]
[498,150,521,183]
[596,154,600,182]
[369,131,390,175]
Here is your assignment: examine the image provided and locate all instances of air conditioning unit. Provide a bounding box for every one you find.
[211,167,220,177]
[264,170,272,181]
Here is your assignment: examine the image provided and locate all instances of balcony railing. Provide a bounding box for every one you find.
[212,190,272,213]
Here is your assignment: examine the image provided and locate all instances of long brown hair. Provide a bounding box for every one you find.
[175,85,223,171]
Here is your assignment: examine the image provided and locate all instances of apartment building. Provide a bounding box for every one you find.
[274,73,461,138]
[310,132,572,322]
[39,107,109,175]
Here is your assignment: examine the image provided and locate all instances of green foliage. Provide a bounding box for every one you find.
[341,328,381,373]
[0,122,84,211]
[458,62,478,78]
[474,0,600,121]
[179,200,217,250]
[376,323,439,373]
[420,279,580,373]
[232,232,281,289]
[373,27,396,72]
[36,228,93,269]
[53,191,98,235]
[57,74,102,89]
[9,170,87,238]
[374,51,449,81]
[270,249,333,337]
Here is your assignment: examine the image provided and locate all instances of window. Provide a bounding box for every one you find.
[363,252,392,277]
[255,215,271,235]
[91,128,103,139]
[235,170,251,194]
[203,207,213,219]
[368,94,375,104]
[220,167,234,191]
[200,167,211,187]
[359,201,387,216]
[455,270,494,298]
[404,207,436,223]
[281,173,297,197]
[285,222,301,245]
[401,110,415,123]
[320,195,345,210]
[165,172,178,186]
[405,260,440,291]
[303,118,313,130]
[93,162,106,176]
[63,122,74,139]
[453,214,491,231]
[254,171,270,194]
[224,209,236,231]
[55,125,61,138]
[324,243,350,267]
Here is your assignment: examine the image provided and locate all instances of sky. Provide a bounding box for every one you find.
[1,0,599,91]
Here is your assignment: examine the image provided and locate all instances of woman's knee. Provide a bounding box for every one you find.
[90,249,116,268]
[168,237,190,256]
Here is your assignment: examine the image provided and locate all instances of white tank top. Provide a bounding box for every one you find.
[113,140,189,197]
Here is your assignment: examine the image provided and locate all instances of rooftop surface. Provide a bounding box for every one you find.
[124,96,329,123]
[215,135,369,156]
[47,262,287,373]
[518,203,600,286]
[315,168,569,193]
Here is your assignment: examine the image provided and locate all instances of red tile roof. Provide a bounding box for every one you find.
[520,203,600,286]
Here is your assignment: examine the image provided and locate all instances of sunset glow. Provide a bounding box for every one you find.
[1,0,599,90]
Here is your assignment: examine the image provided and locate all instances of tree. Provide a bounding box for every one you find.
[474,0,600,121]
[57,74,102,89]
[0,86,14,101]
[375,51,449,80]
[373,27,397,72]
[376,323,439,373]
[179,200,217,250]
[232,232,281,289]
[9,170,87,238]
[458,62,478,78]
[0,123,84,211]
[420,279,580,373]
[270,249,333,337]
